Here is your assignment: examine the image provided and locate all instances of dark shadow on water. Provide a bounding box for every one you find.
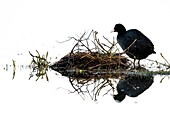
[113,76,154,102]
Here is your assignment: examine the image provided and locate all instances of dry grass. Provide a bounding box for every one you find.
[29,50,50,81]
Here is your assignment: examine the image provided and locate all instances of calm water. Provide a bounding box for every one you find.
[0,49,170,113]
[1,29,170,113]
[1,30,170,113]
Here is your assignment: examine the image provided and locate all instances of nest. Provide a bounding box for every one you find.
[50,52,129,78]
[50,30,131,78]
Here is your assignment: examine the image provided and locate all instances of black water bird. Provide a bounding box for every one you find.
[113,24,156,67]
[113,76,154,102]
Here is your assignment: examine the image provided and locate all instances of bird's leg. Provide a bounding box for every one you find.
[138,60,141,68]
[136,60,143,70]
[133,58,136,69]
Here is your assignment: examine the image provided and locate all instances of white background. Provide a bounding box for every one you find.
[0,0,170,113]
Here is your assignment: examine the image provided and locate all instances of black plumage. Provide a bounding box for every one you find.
[113,76,154,102]
[113,24,156,67]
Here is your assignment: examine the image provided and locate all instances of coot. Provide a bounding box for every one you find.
[113,24,156,67]
[113,76,154,102]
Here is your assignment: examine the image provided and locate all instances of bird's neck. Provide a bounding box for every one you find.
[118,29,126,36]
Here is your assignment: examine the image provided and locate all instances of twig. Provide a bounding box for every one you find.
[70,32,93,53]
[56,37,73,43]
[121,39,137,54]
[103,36,113,45]
[160,53,170,67]
[12,60,16,80]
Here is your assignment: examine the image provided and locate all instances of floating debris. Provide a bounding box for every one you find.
[29,50,50,81]
[12,60,16,79]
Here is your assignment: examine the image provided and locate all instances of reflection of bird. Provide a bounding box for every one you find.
[113,24,156,68]
[113,76,154,102]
